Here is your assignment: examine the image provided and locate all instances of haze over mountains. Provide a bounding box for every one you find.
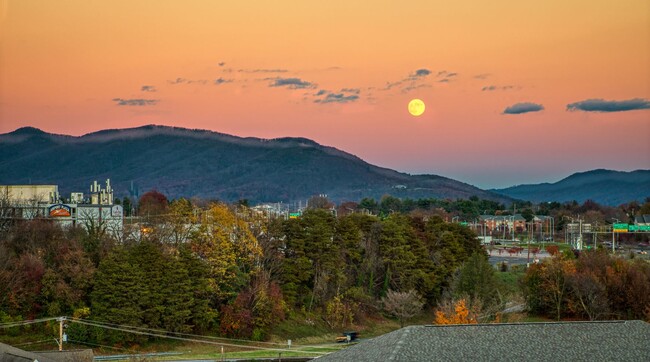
[1,126,646,206]
[493,169,650,206]
[0,126,510,204]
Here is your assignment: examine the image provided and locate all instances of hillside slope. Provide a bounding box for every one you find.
[0,125,510,203]
[492,169,650,206]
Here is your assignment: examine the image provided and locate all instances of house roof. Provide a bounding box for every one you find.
[0,342,58,362]
[635,214,650,224]
[316,320,650,362]
[0,343,92,362]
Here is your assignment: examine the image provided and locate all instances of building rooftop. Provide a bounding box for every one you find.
[316,320,650,362]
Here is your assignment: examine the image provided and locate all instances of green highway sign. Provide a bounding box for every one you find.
[613,223,629,232]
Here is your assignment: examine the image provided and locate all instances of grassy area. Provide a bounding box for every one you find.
[157,345,343,360]
[495,270,524,298]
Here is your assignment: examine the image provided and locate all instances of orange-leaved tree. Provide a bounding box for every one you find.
[434,298,478,325]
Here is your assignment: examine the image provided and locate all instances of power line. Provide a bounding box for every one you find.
[0,316,332,356]
[69,319,327,356]
[71,317,310,349]
[0,317,59,328]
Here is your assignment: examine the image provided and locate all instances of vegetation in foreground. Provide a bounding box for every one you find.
[1,194,649,353]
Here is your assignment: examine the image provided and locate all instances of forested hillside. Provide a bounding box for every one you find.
[0,125,510,203]
[493,169,650,206]
[0,201,482,344]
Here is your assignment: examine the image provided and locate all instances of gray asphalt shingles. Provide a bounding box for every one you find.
[316,320,650,361]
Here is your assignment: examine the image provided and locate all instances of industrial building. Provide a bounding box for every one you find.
[1,179,123,235]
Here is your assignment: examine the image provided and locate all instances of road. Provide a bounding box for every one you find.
[488,249,551,266]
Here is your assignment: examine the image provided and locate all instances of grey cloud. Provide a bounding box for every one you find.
[270,77,315,89]
[218,62,226,66]
[402,84,432,93]
[474,73,491,79]
[482,85,515,91]
[315,89,328,96]
[566,98,650,112]
[436,70,458,82]
[168,78,187,84]
[341,88,361,94]
[503,102,544,114]
[315,93,359,104]
[214,77,234,85]
[167,78,208,85]
[112,98,159,106]
[409,69,431,79]
[141,85,157,92]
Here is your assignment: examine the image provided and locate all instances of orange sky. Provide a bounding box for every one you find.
[1,0,649,188]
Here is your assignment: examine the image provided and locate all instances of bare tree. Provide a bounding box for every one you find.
[382,289,424,327]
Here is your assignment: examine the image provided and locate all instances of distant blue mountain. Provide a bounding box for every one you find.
[0,125,511,204]
[492,169,650,206]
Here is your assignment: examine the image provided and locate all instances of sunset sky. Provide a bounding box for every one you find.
[1,0,649,189]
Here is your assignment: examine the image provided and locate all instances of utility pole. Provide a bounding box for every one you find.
[578,216,583,250]
[57,316,65,351]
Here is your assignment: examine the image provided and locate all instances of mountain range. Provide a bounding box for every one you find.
[492,169,650,206]
[1,126,646,206]
[0,125,510,204]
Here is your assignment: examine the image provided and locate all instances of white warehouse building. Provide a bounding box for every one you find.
[1,179,123,235]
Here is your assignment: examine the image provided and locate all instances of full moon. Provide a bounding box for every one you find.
[408,99,425,116]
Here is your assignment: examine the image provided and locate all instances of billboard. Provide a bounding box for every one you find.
[49,204,72,217]
[111,205,123,218]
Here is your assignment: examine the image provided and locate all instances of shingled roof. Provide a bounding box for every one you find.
[316,320,650,362]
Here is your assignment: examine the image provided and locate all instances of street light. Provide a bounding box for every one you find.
[611,218,620,253]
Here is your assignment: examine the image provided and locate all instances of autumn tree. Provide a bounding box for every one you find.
[166,197,197,244]
[138,190,168,217]
[382,289,424,327]
[434,298,478,325]
[220,272,286,340]
[189,203,261,304]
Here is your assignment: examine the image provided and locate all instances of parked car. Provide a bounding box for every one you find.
[336,331,359,343]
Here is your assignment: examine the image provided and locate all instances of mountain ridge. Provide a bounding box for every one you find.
[493,169,650,206]
[0,125,510,204]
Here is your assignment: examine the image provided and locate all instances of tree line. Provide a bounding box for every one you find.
[0,193,485,344]
[1,192,648,345]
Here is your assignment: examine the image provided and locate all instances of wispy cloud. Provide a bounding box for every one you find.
[503,102,544,114]
[112,98,159,106]
[141,85,157,92]
[382,68,434,91]
[566,98,650,112]
[482,85,515,91]
[315,93,359,104]
[269,77,316,89]
[341,88,361,94]
[474,73,491,79]
[313,88,361,104]
[218,62,226,67]
[214,77,234,85]
[167,78,208,85]
[403,84,432,93]
[436,70,458,82]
